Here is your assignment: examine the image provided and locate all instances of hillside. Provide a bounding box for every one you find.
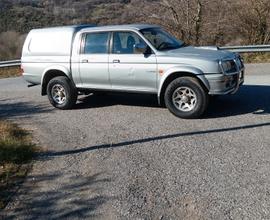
[0,0,269,60]
[0,0,135,33]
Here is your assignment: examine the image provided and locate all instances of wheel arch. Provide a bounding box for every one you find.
[158,70,210,106]
[41,66,72,96]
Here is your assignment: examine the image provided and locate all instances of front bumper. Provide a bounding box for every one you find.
[207,68,245,95]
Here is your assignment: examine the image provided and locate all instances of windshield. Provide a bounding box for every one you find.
[140,28,184,51]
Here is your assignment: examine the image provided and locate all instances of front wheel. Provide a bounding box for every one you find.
[164,77,209,119]
[47,76,77,110]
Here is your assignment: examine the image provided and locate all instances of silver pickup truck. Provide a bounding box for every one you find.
[21,24,244,119]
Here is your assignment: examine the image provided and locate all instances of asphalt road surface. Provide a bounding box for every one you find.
[1,64,270,220]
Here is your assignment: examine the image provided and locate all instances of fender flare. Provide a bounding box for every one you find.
[157,66,210,103]
[41,65,71,84]
[41,65,72,95]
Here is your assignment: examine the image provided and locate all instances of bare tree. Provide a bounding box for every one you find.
[0,31,25,60]
[236,0,270,44]
[194,0,202,45]
[145,0,204,45]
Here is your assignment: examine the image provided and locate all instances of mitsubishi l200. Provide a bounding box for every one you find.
[22,24,244,118]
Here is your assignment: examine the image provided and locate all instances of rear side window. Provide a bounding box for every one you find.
[83,32,110,54]
[28,31,73,55]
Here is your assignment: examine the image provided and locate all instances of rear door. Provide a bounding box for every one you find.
[109,31,157,92]
[79,32,110,89]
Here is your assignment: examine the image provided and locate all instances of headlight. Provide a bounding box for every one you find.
[220,60,237,74]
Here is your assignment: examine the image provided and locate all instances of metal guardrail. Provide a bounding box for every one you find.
[0,45,270,68]
[0,60,21,68]
[219,45,270,53]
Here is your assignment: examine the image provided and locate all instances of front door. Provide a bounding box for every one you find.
[79,32,110,89]
[109,31,157,93]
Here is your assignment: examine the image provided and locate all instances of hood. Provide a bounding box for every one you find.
[163,46,235,61]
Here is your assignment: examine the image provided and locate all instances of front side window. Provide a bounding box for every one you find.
[140,28,184,51]
[112,32,147,54]
[83,32,110,54]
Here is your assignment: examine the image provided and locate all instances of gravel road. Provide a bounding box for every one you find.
[1,63,270,220]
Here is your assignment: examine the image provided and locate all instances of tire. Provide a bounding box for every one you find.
[164,77,209,119]
[47,76,77,110]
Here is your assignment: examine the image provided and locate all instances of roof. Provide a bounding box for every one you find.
[31,24,96,32]
[30,24,160,34]
[80,24,161,32]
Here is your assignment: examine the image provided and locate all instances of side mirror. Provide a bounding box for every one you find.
[134,43,148,54]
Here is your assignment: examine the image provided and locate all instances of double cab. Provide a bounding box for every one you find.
[22,24,244,118]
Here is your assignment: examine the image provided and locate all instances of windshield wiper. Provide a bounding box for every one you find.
[181,42,189,47]
[157,41,187,51]
[160,45,182,51]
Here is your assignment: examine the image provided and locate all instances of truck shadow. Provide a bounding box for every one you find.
[206,85,270,118]
[0,99,52,120]
[75,85,270,118]
[2,172,112,219]
[75,93,160,109]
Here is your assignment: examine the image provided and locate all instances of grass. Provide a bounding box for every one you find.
[242,52,270,63]
[0,66,21,79]
[0,121,36,209]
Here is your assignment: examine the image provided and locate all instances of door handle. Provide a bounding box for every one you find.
[113,59,120,63]
[82,59,88,63]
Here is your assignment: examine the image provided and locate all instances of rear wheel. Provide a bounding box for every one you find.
[47,76,77,109]
[164,77,209,119]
